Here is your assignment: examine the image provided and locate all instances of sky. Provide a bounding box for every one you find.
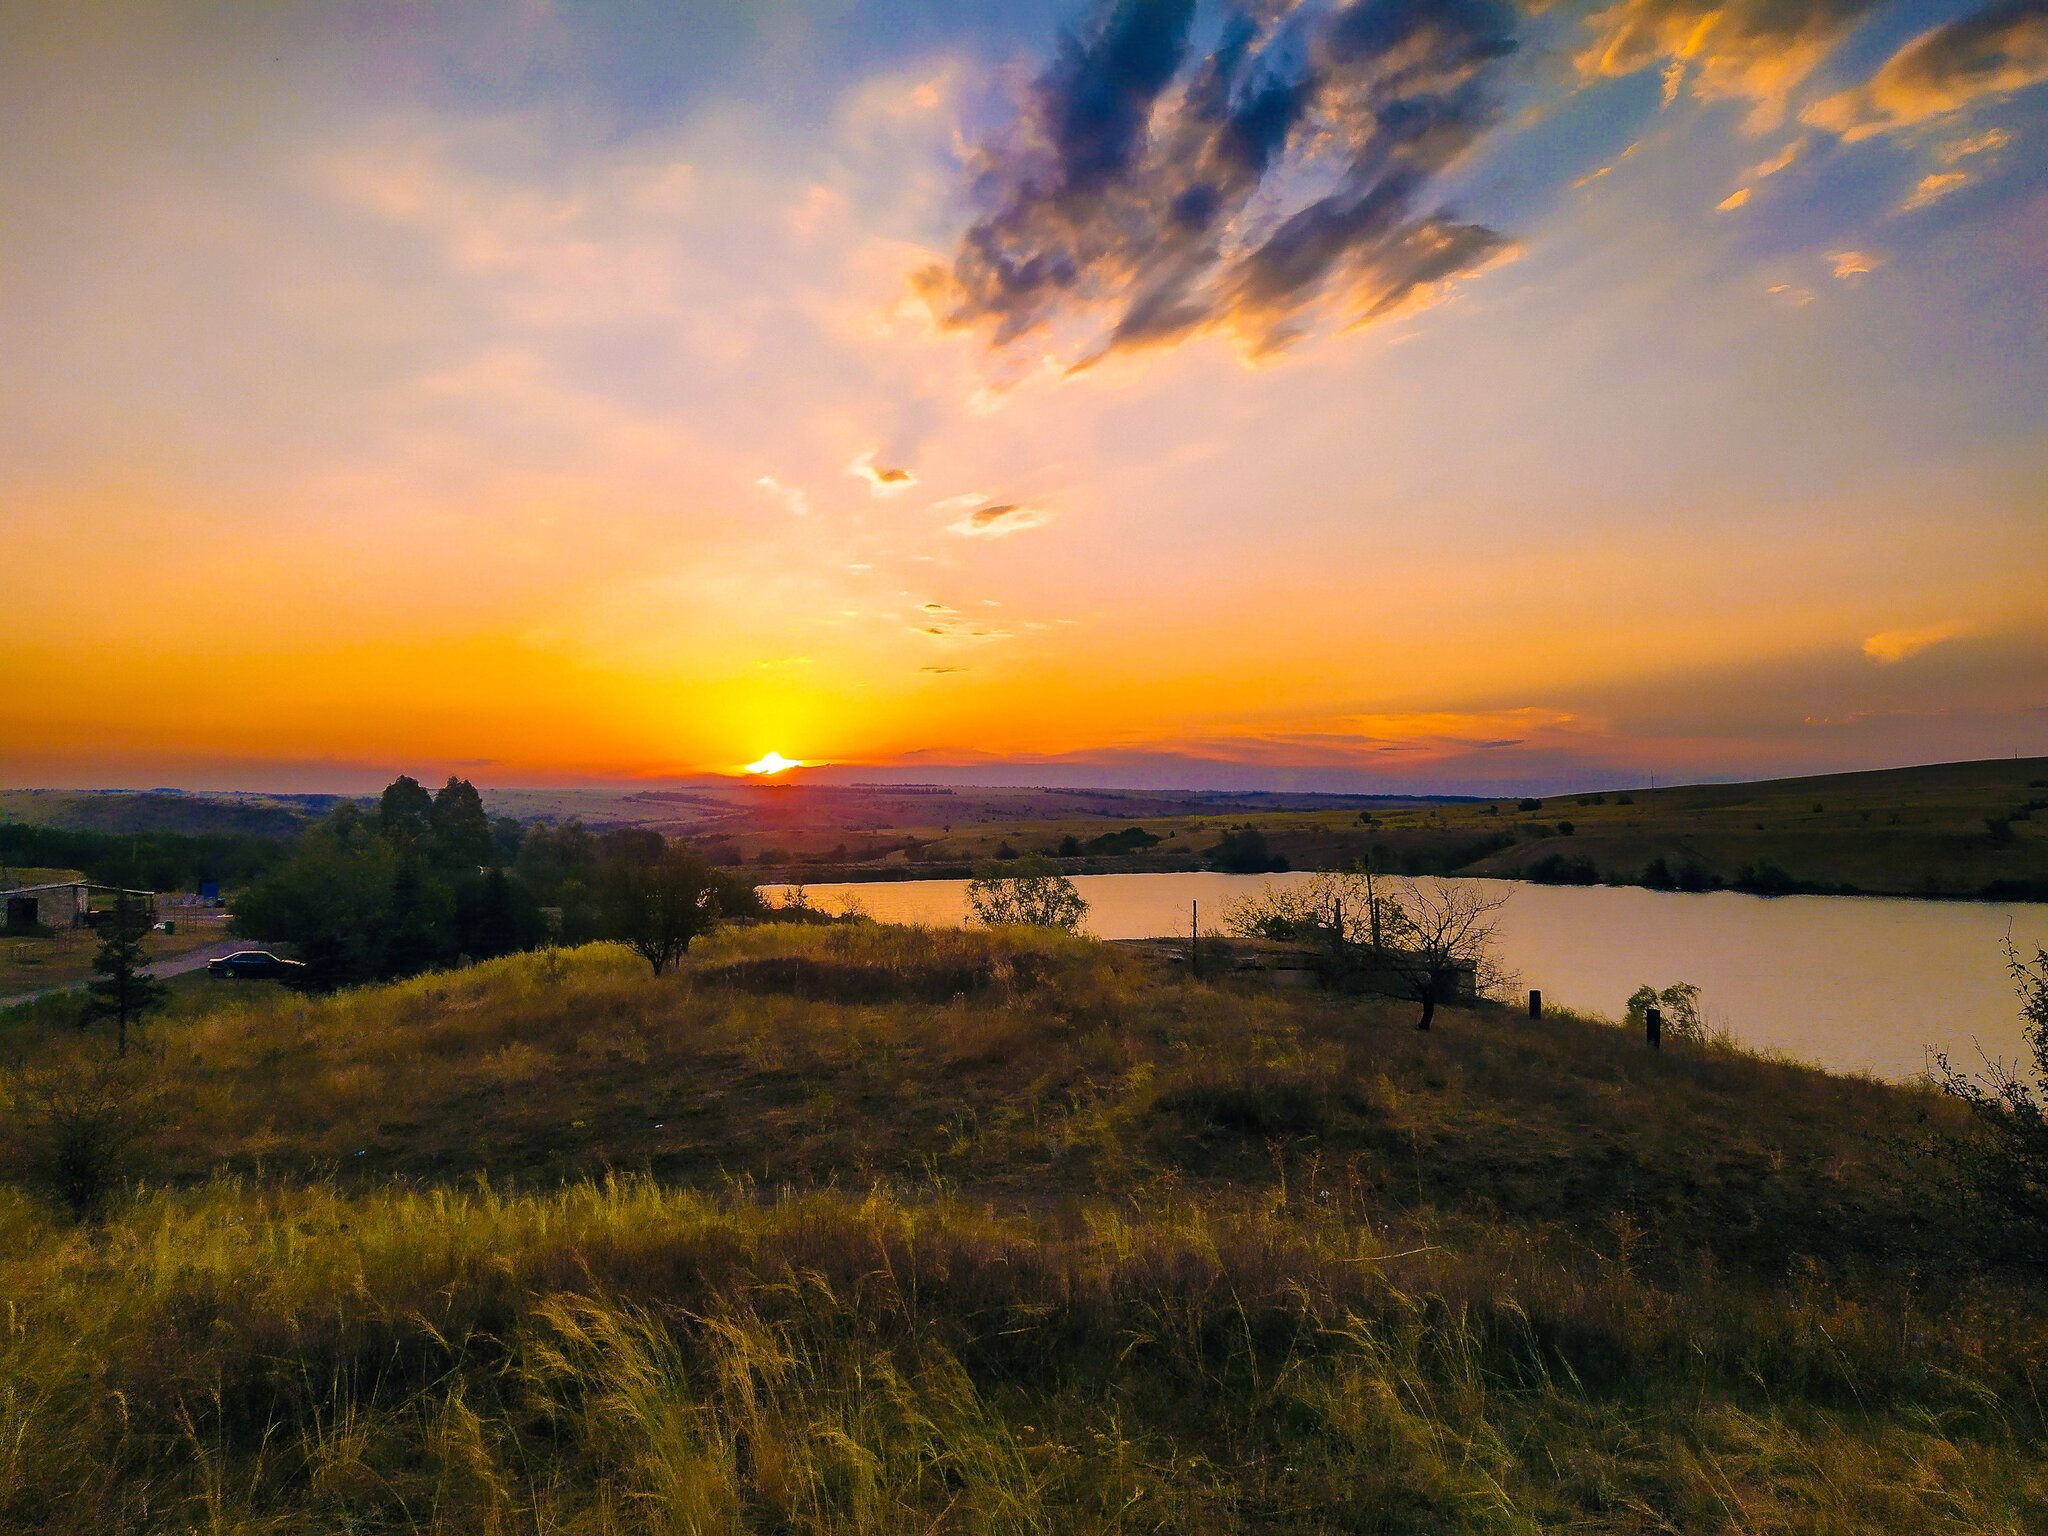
[1,0,2045,795]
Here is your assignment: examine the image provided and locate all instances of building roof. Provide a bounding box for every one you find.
[1,881,154,898]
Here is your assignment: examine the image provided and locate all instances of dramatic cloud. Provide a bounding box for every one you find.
[1573,0,1881,127]
[1807,0,2048,140]
[1862,620,1970,664]
[919,0,1521,365]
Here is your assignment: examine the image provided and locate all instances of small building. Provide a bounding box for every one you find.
[2,881,155,932]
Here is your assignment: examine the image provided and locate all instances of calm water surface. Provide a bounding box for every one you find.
[768,873,2048,1081]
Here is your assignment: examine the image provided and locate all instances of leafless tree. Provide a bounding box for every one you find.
[1228,869,1509,1029]
[1371,878,1510,1031]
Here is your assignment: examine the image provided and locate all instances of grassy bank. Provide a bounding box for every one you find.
[0,922,2042,1531]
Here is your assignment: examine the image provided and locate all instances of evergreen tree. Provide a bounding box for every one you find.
[84,891,167,1057]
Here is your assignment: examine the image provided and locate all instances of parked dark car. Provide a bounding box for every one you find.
[207,950,306,981]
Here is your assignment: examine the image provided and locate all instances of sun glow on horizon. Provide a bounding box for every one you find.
[743,751,804,776]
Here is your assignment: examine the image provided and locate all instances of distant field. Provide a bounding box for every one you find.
[738,757,2048,899]
[10,757,2046,900]
[0,788,316,838]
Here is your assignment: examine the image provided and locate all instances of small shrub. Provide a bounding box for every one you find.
[1625,983,1710,1044]
[1211,826,1287,874]
[1084,826,1161,855]
[966,858,1087,931]
[1733,860,1797,896]
[5,1056,157,1219]
[1931,944,2048,1262]
[1526,853,1598,885]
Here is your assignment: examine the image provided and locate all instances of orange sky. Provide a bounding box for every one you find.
[3,1,2045,792]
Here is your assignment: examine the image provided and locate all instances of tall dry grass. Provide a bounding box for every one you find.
[0,921,2040,1530]
[0,1177,2043,1532]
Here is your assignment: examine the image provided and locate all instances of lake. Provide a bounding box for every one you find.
[766,872,2048,1081]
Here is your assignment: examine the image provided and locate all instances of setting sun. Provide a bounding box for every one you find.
[743,751,803,777]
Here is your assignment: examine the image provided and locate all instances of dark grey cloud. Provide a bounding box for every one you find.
[919,0,1520,362]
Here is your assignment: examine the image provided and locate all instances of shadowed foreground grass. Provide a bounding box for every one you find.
[1,922,2044,1531]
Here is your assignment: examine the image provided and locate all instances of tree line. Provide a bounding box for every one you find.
[231,776,761,989]
[0,823,288,893]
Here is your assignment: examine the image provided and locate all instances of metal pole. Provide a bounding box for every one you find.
[1190,899,1199,979]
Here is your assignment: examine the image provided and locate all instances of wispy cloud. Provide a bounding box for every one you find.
[849,450,917,496]
[1898,127,2015,210]
[755,475,810,516]
[1862,620,1970,664]
[1749,137,1808,179]
[1573,0,1884,130]
[937,501,1048,544]
[1901,170,1971,210]
[910,598,1012,644]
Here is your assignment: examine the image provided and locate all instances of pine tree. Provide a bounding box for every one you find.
[85,890,168,1057]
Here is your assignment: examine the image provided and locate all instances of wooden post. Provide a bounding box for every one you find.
[1190,899,1199,979]
[1645,1004,1662,1050]
[1528,989,1542,1019]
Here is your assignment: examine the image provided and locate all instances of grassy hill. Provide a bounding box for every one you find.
[1,922,2042,1531]
[875,757,2048,899]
